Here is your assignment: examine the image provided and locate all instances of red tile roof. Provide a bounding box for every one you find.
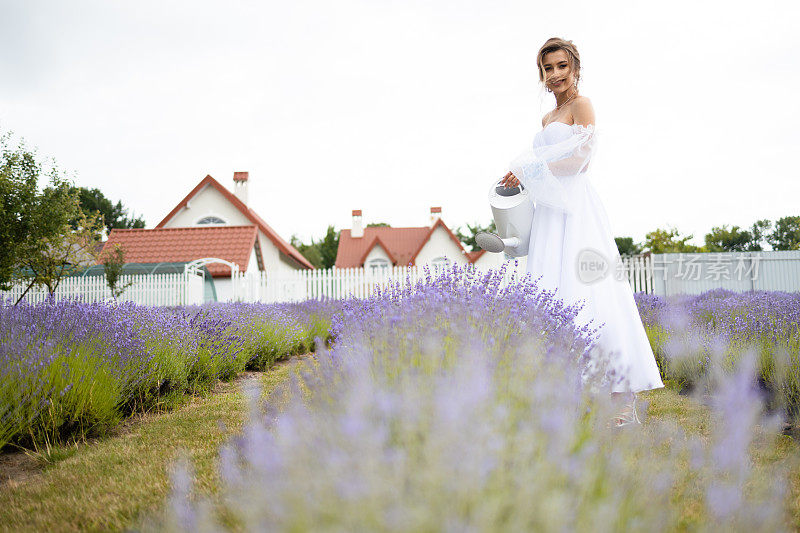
[155,175,314,270]
[336,226,429,268]
[357,236,397,265]
[466,250,487,262]
[102,226,259,277]
[335,218,475,268]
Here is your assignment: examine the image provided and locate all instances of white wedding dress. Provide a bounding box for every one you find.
[509,121,664,393]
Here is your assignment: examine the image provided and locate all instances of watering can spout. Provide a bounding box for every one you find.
[476,233,520,253]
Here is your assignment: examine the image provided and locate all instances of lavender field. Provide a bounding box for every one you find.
[637,288,800,422]
[161,266,797,531]
[0,298,335,451]
[3,266,800,530]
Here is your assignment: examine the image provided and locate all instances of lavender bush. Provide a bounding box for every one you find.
[191,300,335,371]
[635,289,800,423]
[0,297,337,451]
[159,266,791,531]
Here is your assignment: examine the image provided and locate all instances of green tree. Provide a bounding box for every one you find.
[318,225,340,269]
[290,235,323,269]
[642,226,700,254]
[74,186,145,233]
[748,219,772,251]
[767,216,800,250]
[15,189,104,301]
[0,132,39,290]
[0,130,104,300]
[101,243,135,299]
[614,237,643,256]
[366,222,391,228]
[456,221,497,252]
[290,225,340,269]
[703,225,754,252]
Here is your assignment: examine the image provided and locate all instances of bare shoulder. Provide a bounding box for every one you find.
[569,95,592,106]
[571,96,595,126]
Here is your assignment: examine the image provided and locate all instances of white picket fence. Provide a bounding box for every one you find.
[232,266,428,303]
[232,264,518,303]
[1,272,204,306]
[233,256,655,303]
[2,255,656,306]
[621,254,654,294]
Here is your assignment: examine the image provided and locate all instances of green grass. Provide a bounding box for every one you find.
[0,362,297,533]
[1,364,798,532]
[640,387,800,529]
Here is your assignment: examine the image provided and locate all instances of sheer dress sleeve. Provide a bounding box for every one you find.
[508,123,597,214]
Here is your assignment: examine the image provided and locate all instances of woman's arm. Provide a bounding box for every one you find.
[544,98,596,174]
[502,98,596,187]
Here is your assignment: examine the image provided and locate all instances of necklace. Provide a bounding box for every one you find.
[555,88,578,110]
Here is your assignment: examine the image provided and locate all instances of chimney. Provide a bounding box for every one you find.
[233,171,249,205]
[430,206,442,226]
[352,209,363,238]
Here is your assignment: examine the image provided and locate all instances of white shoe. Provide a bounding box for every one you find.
[611,397,641,427]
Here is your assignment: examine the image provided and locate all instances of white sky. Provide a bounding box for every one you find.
[1,0,798,246]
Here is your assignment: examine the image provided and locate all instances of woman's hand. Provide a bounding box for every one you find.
[500,171,520,188]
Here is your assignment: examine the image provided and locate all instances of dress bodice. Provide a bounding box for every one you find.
[533,121,576,149]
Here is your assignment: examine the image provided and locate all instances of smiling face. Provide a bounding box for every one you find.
[541,49,575,95]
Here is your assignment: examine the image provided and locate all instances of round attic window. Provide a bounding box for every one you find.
[197,216,226,225]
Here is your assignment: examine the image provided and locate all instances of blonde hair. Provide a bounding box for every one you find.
[537,37,581,93]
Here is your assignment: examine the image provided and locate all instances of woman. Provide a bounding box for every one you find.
[500,37,664,426]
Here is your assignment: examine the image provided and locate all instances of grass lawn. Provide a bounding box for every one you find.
[0,360,298,533]
[1,362,798,532]
[640,387,800,530]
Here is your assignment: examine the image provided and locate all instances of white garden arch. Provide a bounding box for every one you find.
[185,258,241,301]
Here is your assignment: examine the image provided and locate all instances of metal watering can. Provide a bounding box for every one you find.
[475,178,534,257]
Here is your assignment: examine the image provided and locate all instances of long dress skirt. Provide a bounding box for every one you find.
[525,175,665,393]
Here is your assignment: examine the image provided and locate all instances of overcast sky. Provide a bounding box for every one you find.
[1,0,798,245]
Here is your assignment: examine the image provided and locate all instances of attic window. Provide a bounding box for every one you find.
[367,258,390,275]
[431,256,450,274]
[197,216,226,225]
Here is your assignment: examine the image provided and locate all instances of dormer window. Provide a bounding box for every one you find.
[367,258,390,275]
[431,256,450,274]
[196,215,226,225]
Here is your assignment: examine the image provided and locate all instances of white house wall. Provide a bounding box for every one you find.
[248,246,259,273]
[258,233,302,273]
[415,226,470,266]
[213,277,233,302]
[164,184,305,272]
[165,186,251,227]
[363,244,393,266]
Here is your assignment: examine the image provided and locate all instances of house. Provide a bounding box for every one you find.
[335,207,503,273]
[101,172,312,301]
[103,226,261,278]
[156,172,312,272]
